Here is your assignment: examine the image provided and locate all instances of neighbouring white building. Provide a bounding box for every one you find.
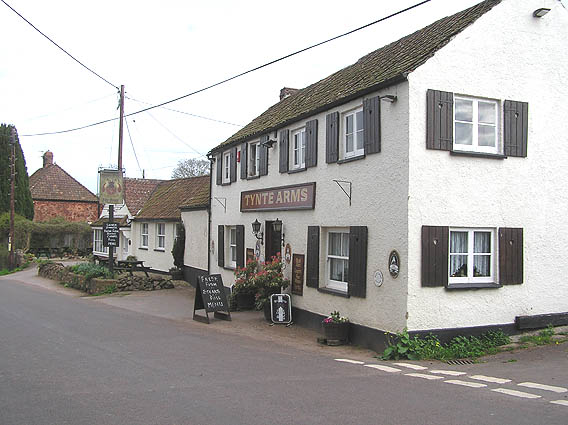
[207,0,568,350]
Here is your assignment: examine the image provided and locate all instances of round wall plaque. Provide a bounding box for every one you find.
[388,250,400,278]
[374,270,384,287]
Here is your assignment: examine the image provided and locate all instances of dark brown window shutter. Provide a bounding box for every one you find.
[326,112,339,163]
[348,226,368,298]
[279,129,289,173]
[305,119,318,168]
[426,89,453,151]
[240,143,247,179]
[259,135,269,176]
[363,96,381,154]
[499,227,523,285]
[230,147,237,182]
[216,154,222,185]
[217,225,224,267]
[306,226,319,288]
[236,225,245,269]
[421,226,449,287]
[504,100,528,158]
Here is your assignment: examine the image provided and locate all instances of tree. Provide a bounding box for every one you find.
[171,158,210,179]
[0,124,34,220]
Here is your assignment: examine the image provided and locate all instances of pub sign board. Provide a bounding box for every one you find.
[291,254,304,296]
[194,274,231,324]
[270,293,292,324]
[240,182,316,212]
[103,222,120,247]
[99,169,124,205]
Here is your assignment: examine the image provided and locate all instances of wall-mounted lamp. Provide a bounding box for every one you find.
[261,139,277,148]
[272,218,285,247]
[252,219,263,245]
[533,8,551,17]
[380,95,397,103]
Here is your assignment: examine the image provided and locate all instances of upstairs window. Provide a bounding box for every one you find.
[249,142,260,177]
[454,96,498,154]
[156,223,166,250]
[291,128,306,169]
[141,223,149,248]
[222,151,231,183]
[343,108,364,158]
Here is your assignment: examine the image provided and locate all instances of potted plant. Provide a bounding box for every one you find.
[232,259,259,310]
[254,254,290,321]
[322,311,350,345]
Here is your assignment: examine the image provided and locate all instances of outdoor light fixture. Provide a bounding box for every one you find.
[379,95,397,103]
[261,139,277,148]
[533,8,551,17]
[272,218,285,247]
[252,219,263,244]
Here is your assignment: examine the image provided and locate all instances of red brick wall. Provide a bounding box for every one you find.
[33,200,100,223]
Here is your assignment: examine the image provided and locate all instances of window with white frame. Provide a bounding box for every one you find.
[140,223,149,248]
[343,108,364,158]
[291,127,306,169]
[326,229,350,292]
[222,151,231,183]
[449,228,494,284]
[454,96,498,154]
[156,223,166,250]
[248,141,260,177]
[228,226,237,268]
[122,233,129,254]
[93,229,107,253]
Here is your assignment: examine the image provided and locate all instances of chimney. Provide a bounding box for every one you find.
[280,87,299,101]
[43,151,53,167]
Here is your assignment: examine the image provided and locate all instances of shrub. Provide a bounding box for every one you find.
[68,263,114,280]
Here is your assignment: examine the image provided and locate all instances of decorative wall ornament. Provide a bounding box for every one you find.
[284,243,292,264]
[374,270,384,287]
[389,250,400,278]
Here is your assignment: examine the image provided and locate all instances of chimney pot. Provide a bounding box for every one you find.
[43,151,53,167]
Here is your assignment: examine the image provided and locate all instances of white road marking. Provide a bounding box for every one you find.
[393,362,428,370]
[364,364,401,373]
[445,380,487,388]
[518,382,567,393]
[550,400,568,407]
[334,358,364,365]
[470,375,511,384]
[430,370,466,376]
[405,373,443,380]
[491,388,541,399]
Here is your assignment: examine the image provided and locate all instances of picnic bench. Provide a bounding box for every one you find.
[117,260,150,277]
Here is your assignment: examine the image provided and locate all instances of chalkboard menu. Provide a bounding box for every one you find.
[103,222,120,247]
[194,274,231,323]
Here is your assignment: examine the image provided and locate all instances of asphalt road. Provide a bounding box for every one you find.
[1,273,567,425]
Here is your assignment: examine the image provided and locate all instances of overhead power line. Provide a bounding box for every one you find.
[124,117,143,174]
[20,0,431,137]
[1,0,118,90]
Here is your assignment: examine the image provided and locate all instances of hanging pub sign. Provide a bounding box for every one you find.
[103,222,120,247]
[270,293,292,324]
[240,182,316,212]
[99,169,124,205]
[291,254,304,296]
[194,274,231,324]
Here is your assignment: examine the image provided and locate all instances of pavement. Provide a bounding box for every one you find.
[5,262,568,367]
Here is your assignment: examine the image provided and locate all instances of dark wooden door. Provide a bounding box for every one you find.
[265,220,282,261]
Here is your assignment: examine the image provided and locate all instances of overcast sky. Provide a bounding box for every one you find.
[1,0,564,193]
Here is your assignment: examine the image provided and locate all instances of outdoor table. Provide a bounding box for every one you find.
[117,260,150,277]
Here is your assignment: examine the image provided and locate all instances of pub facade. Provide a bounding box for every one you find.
[206,0,568,349]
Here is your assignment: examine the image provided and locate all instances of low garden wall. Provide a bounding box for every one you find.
[38,262,174,295]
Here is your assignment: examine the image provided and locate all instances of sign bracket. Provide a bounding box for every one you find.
[332,179,352,206]
[214,197,227,213]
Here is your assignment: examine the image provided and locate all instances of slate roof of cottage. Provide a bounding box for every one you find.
[135,175,210,221]
[212,0,501,152]
[29,163,98,202]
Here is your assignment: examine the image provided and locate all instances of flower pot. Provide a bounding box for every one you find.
[322,322,350,345]
[235,292,255,310]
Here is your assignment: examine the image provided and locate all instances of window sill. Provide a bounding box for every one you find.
[221,182,231,186]
[317,287,350,298]
[337,154,365,164]
[247,175,260,180]
[139,247,148,250]
[223,266,236,271]
[446,282,502,290]
[450,150,507,159]
[288,167,306,174]
[154,248,165,252]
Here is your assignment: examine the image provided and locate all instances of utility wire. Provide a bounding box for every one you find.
[20,0,431,137]
[22,92,117,122]
[145,111,207,158]
[124,117,143,174]
[1,0,118,90]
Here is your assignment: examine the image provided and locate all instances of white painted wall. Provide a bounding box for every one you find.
[181,209,209,271]
[210,84,410,333]
[130,220,177,272]
[406,0,568,331]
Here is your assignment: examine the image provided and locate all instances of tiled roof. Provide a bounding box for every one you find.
[135,175,210,220]
[29,164,97,202]
[123,178,164,215]
[212,0,501,151]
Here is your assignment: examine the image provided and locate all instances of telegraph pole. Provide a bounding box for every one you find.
[8,126,16,270]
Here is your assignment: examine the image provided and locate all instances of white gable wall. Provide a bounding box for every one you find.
[407,0,568,331]
[181,209,209,271]
[131,220,177,272]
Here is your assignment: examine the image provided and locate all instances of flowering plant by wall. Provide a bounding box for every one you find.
[322,311,349,324]
[254,253,290,309]
[233,258,259,295]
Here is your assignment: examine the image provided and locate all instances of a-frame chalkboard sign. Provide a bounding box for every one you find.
[194,274,231,324]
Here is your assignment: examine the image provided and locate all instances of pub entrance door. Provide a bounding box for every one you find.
[264,220,282,261]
